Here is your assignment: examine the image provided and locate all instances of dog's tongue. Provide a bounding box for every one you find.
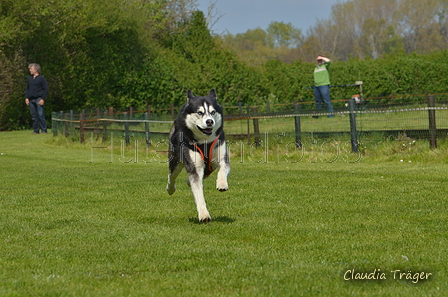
[197,125,213,135]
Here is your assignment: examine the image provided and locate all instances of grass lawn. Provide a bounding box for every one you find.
[0,131,447,296]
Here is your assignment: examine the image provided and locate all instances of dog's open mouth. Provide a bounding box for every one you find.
[197,126,213,135]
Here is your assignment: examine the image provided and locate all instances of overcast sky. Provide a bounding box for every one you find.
[196,0,344,35]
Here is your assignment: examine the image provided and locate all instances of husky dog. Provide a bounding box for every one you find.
[166,89,230,222]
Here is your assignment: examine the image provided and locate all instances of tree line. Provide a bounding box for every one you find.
[220,0,448,64]
[0,0,447,130]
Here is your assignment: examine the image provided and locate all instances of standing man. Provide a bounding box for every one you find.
[313,55,334,118]
[25,63,48,134]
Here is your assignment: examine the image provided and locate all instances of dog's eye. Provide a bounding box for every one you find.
[197,111,204,116]
[210,111,216,115]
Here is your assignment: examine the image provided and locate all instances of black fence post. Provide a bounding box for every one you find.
[69,110,74,137]
[64,113,69,137]
[59,111,64,137]
[246,106,251,145]
[52,112,58,136]
[294,100,302,148]
[95,108,100,137]
[102,121,108,142]
[145,112,151,146]
[253,107,261,147]
[427,94,437,149]
[80,110,85,143]
[348,98,358,153]
[124,112,130,146]
[102,109,108,142]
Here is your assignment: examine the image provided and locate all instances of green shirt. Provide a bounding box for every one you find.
[314,61,331,87]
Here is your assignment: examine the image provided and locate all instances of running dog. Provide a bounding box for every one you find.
[166,89,230,222]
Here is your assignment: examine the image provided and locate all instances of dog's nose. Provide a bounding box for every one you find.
[206,119,214,127]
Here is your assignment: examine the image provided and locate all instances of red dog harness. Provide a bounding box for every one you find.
[191,134,221,177]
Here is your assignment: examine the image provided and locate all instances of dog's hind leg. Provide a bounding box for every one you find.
[166,163,184,195]
[216,162,230,191]
[214,142,230,191]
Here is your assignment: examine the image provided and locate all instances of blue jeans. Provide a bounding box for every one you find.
[314,85,334,115]
[29,99,48,133]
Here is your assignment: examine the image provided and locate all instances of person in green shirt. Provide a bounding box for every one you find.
[313,55,334,118]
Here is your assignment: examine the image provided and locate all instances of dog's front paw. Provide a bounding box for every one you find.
[198,211,212,223]
[217,186,228,192]
[216,179,228,192]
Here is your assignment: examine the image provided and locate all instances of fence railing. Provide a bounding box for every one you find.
[51,92,448,151]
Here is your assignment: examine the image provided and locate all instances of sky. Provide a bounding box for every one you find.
[196,0,344,35]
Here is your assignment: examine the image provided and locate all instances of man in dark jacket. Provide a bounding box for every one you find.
[25,63,48,134]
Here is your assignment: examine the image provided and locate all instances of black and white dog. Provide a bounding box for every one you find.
[166,89,230,222]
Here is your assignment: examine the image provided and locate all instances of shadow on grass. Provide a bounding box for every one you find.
[188,216,236,224]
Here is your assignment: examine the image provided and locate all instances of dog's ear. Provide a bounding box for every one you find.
[187,90,195,101]
[208,89,217,100]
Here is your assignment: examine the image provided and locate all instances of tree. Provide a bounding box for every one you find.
[396,0,447,53]
[266,21,303,48]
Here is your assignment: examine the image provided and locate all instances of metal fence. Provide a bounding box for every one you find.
[51,92,448,151]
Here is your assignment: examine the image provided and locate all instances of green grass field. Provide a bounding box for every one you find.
[0,131,447,296]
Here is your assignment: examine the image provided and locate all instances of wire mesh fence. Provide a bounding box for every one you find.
[51,92,448,160]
